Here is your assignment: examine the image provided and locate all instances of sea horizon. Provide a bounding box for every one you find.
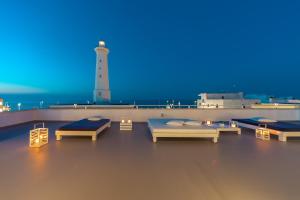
[0,93,287,111]
[1,93,200,111]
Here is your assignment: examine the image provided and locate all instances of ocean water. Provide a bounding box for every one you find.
[1,94,92,111]
[1,94,196,111]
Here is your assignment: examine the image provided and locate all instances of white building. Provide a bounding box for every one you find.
[288,99,300,104]
[0,98,10,112]
[269,97,300,104]
[197,92,260,109]
[93,41,111,103]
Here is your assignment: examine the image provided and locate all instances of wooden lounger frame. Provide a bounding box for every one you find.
[151,131,219,143]
[55,121,111,141]
[235,121,300,142]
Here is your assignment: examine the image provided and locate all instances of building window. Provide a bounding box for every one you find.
[99,74,102,78]
[98,92,101,96]
[99,59,102,63]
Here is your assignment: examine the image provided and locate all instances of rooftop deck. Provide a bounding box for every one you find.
[1,122,300,200]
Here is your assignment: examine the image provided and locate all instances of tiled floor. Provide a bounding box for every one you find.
[0,122,300,200]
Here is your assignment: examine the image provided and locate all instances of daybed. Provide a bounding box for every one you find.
[232,118,300,142]
[148,118,219,143]
[55,118,111,141]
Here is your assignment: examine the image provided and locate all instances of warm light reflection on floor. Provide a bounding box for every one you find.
[28,147,48,173]
[255,140,272,152]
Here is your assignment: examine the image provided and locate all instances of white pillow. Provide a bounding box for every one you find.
[257,118,277,123]
[166,120,185,126]
[184,121,202,126]
[88,117,102,121]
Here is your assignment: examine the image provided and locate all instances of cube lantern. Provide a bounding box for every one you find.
[29,123,48,147]
[255,128,270,141]
[120,119,133,131]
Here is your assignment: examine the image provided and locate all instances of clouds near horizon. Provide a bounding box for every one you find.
[0,83,46,94]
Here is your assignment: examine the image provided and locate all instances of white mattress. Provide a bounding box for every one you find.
[148,118,216,134]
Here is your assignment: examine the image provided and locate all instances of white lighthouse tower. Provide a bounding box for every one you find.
[93,41,111,103]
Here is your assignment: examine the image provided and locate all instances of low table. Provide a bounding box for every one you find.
[210,124,241,135]
[120,120,133,131]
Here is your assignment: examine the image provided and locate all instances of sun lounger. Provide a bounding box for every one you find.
[232,118,300,142]
[148,118,219,143]
[55,118,111,141]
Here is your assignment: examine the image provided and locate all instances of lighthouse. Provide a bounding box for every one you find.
[93,41,111,103]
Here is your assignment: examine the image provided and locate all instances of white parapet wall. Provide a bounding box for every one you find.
[0,110,37,128]
[1,108,300,128]
[35,108,300,122]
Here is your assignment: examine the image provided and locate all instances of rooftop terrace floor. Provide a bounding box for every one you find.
[0,122,300,200]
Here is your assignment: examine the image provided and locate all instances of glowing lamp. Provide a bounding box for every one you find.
[0,98,3,112]
[3,105,10,112]
[206,120,212,126]
[99,41,105,47]
[120,119,133,131]
[255,128,270,141]
[230,121,238,128]
[29,123,48,147]
[17,102,22,110]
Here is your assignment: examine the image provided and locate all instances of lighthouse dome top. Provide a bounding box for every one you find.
[99,41,106,47]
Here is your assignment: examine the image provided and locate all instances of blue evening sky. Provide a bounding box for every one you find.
[1,0,300,101]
